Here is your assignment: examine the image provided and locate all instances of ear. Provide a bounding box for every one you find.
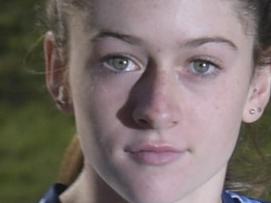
[242,66,271,123]
[44,31,73,113]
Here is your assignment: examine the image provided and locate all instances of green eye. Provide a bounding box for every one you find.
[103,56,138,72]
[192,61,211,74]
[108,57,129,70]
[190,60,218,76]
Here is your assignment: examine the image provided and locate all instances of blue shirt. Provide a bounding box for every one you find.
[39,183,269,203]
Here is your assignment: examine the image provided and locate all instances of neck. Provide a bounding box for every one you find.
[60,165,128,203]
[174,167,226,203]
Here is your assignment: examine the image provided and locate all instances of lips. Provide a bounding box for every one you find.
[125,144,186,166]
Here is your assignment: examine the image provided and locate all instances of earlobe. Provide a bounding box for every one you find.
[242,66,271,123]
[44,31,73,113]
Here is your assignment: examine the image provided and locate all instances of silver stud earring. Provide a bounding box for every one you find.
[249,108,256,115]
[249,107,262,115]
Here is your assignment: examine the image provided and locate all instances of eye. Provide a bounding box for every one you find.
[102,55,140,73]
[189,59,220,76]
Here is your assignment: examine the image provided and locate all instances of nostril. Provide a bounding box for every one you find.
[137,118,149,126]
[132,100,180,129]
[132,109,152,128]
[132,106,180,129]
[172,121,178,125]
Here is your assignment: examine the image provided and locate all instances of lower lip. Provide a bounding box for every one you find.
[128,151,184,166]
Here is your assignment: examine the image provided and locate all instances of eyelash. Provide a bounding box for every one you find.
[99,54,222,79]
[100,54,142,73]
[187,57,222,78]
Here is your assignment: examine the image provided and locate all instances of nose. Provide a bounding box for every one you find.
[132,69,180,130]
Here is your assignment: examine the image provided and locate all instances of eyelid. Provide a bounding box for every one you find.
[188,55,223,69]
[182,55,224,79]
[100,53,145,72]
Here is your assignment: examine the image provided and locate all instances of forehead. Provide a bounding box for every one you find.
[70,0,254,52]
[89,0,238,23]
[79,1,242,36]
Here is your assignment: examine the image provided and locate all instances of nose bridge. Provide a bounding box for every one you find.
[132,64,180,129]
[148,68,174,109]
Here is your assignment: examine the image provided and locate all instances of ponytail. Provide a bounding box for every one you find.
[57,136,83,186]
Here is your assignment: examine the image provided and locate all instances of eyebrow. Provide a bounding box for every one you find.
[92,30,238,51]
[183,37,238,50]
[92,30,142,45]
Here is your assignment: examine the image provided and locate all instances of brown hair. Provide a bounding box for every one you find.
[57,136,83,185]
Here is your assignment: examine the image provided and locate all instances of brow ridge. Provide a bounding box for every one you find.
[92,30,238,50]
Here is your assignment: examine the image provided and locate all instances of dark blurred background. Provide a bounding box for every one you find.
[0,1,74,202]
[0,1,270,203]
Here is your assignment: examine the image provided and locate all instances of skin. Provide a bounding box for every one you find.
[44,0,271,203]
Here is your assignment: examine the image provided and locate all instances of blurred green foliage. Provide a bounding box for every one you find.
[0,1,74,202]
[0,0,47,105]
[230,104,271,199]
[0,102,74,203]
[0,1,271,203]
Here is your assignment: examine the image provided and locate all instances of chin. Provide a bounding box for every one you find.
[110,176,186,203]
[121,189,182,203]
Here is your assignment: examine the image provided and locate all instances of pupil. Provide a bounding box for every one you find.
[114,58,128,69]
[196,62,209,73]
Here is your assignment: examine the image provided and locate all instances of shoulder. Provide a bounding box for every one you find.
[38,183,67,203]
[223,190,270,203]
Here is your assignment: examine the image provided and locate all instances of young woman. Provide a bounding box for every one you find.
[39,0,271,203]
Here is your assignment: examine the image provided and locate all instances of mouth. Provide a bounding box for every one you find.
[125,144,186,166]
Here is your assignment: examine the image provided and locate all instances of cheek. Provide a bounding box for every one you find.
[70,71,137,149]
[188,78,249,160]
[84,74,137,125]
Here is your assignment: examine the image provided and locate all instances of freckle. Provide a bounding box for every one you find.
[156,48,162,53]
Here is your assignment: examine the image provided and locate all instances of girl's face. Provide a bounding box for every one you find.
[47,0,270,203]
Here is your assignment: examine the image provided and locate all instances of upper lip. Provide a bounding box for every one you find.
[125,143,184,153]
